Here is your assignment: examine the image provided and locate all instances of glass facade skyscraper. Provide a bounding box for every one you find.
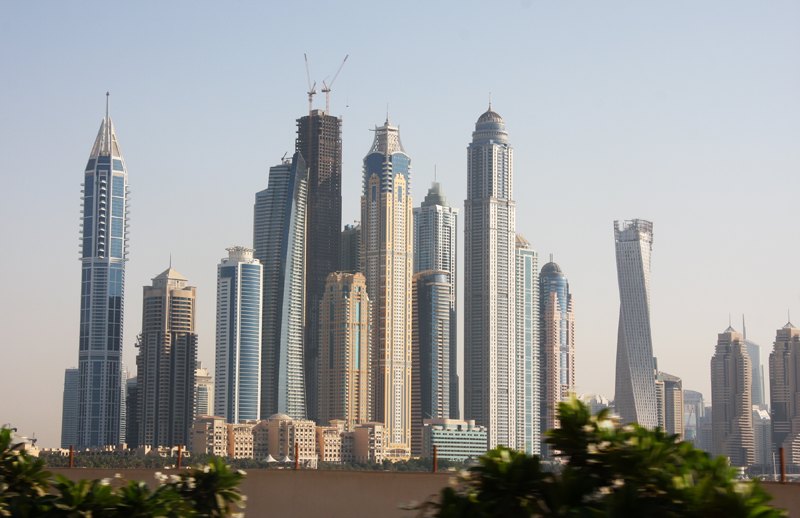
[72,96,129,448]
[515,235,539,456]
[60,368,79,448]
[215,247,263,423]
[253,152,309,419]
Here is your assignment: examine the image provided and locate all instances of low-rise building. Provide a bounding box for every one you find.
[421,419,487,461]
[353,422,386,463]
[228,422,255,459]
[191,415,227,457]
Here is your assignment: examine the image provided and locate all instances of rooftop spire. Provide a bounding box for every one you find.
[386,103,390,125]
[489,92,492,110]
[742,315,747,340]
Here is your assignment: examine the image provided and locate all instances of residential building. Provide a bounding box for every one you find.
[539,257,575,457]
[769,321,800,467]
[191,415,227,457]
[421,419,488,461]
[360,117,413,457]
[411,271,452,456]
[214,247,263,423]
[515,235,539,455]
[227,422,255,459]
[316,420,348,463]
[72,95,129,448]
[297,110,342,424]
[60,368,79,448]
[353,422,387,463]
[254,152,309,420]
[195,361,214,417]
[413,181,459,419]
[125,376,138,448]
[753,407,772,467]
[655,370,684,439]
[613,219,657,429]
[464,104,518,449]
[251,414,317,466]
[341,223,361,273]
[711,326,755,467]
[135,267,198,448]
[317,272,371,430]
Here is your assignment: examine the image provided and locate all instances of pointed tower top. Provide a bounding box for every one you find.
[742,315,747,340]
[89,93,123,159]
[785,310,795,329]
[386,103,390,125]
[106,92,109,120]
[489,92,492,110]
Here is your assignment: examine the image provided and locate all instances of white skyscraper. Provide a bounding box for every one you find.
[464,105,518,449]
[613,219,657,429]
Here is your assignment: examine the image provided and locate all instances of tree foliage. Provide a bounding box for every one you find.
[414,399,786,517]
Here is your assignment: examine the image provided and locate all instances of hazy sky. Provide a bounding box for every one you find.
[1,1,798,448]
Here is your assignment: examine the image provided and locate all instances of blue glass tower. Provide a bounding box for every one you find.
[73,94,130,448]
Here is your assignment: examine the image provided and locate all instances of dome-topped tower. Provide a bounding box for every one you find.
[472,104,508,144]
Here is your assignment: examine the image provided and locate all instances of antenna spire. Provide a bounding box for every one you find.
[742,315,747,340]
[434,165,437,183]
[489,92,492,110]
[106,92,110,120]
[386,103,390,125]
[169,253,172,269]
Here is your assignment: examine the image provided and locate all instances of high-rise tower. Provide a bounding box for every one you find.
[413,182,459,419]
[72,95,130,448]
[464,105,517,449]
[360,117,413,457]
[613,219,657,429]
[60,369,79,448]
[135,267,198,448]
[515,236,540,456]
[769,320,800,467]
[253,152,309,419]
[296,110,342,423]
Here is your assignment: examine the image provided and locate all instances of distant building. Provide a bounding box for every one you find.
[136,267,198,448]
[655,370,684,440]
[421,419,488,461]
[60,368,79,448]
[252,414,317,467]
[340,223,361,273]
[227,422,256,459]
[683,389,706,448]
[711,326,755,467]
[215,247,263,423]
[125,376,138,448]
[753,407,772,467]
[743,316,766,408]
[191,415,227,457]
[515,235,539,455]
[581,394,612,416]
[195,362,214,417]
[769,321,800,467]
[317,272,371,430]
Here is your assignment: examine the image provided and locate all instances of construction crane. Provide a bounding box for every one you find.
[304,53,317,115]
[321,55,349,114]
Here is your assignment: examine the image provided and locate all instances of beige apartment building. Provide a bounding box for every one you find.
[227,422,255,459]
[192,415,227,457]
[318,272,371,430]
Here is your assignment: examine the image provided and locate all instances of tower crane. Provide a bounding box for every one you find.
[321,55,349,114]
[304,53,317,115]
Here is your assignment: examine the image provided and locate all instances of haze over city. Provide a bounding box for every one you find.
[1,1,798,448]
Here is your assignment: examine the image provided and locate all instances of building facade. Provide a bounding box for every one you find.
[711,326,755,467]
[297,110,342,424]
[464,105,517,449]
[515,235,539,455]
[539,258,574,457]
[125,376,138,448]
[60,369,79,448]
[360,117,413,457]
[753,407,772,467]
[195,361,214,417]
[72,97,130,448]
[413,181,459,420]
[743,317,766,408]
[135,267,198,448]
[215,247,263,423]
[411,271,452,456]
[655,371,684,440]
[613,219,657,429]
[254,152,309,419]
[341,223,361,273]
[769,322,800,466]
[421,419,488,461]
[317,272,371,430]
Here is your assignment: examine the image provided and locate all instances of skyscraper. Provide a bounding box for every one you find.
[464,105,517,449]
[413,181,459,419]
[317,272,371,430]
[253,152,309,419]
[769,321,800,467]
[711,326,755,467]
[297,110,342,424]
[215,247,263,423]
[515,235,539,455]
[340,223,361,273]
[613,219,657,429]
[60,368,79,448]
[125,376,138,448]
[654,370,684,440]
[360,117,413,457]
[135,267,198,448]
[743,316,766,408]
[538,257,575,457]
[411,271,452,456]
[195,361,214,417]
[73,95,129,448]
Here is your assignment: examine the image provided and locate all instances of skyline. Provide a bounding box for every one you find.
[1,2,798,448]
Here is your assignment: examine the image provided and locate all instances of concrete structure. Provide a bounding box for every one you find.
[296,110,342,424]
[194,361,213,417]
[515,236,539,455]
[413,181,459,420]
[411,271,452,456]
[753,407,772,467]
[421,419,488,461]
[71,95,130,448]
[712,326,755,467]
[254,152,309,420]
[743,316,767,408]
[539,258,574,457]
[135,267,197,448]
[340,223,361,273]
[125,376,138,448]
[360,117,413,457]
[252,414,317,467]
[191,415,227,457]
[227,422,256,459]
[655,370,684,439]
[214,247,263,423]
[352,422,387,463]
[60,368,79,448]
[613,219,657,429]
[317,272,371,430]
[464,105,518,449]
[769,321,800,467]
